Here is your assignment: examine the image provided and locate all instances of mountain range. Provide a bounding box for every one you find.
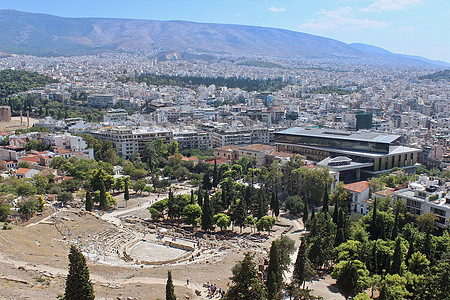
[0,10,448,67]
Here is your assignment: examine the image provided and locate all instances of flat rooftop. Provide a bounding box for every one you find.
[277,127,401,144]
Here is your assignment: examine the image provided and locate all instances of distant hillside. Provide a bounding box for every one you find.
[419,70,450,81]
[0,10,447,67]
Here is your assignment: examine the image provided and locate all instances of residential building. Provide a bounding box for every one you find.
[344,181,370,214]
[91,126,172,159]
[87,94,116,108]
[394,175,450,228]
[173,130,211,150]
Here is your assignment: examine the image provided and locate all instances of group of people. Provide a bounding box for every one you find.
[203,282,225,298]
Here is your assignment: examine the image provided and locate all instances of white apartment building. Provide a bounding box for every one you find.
[394,175,450,228]
[88,94,116,108]
[212,128,252,148]
[104,109,128,123]
[173,130,211,150]
[91,126,173,158]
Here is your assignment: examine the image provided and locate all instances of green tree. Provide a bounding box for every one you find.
[408,252,430,274]
[182,204,202,227]
[98,180,107,210]
[390,237,403,275]
[85,192,93,211]
[226,252,267,299]
[266,241,283,300]
[58,191,74,203]
[0,204,11,221]
[17,198,38,220]
[369,199,378,240]
[302,200,309,225]
[64,245,94,300]
[331,260,369,299]
[16,181,37,197]
[202,172,212,190]
[293,238,315,288]
[322,185,329,213]
[378,274,409,300]
[168,189,176,219]
[113,177,124,192]
[256,216,276,234]
[17,161,31,169]
[214,213,231,231]
[232,199,247,232]
[212,159,218,187]
[201,192,214,231]
[270,191,280,217]
[166,270,176,300]
[285,195,304,215]
[124,178,130,207]
[197,189,203,208]
[31,175,48,195]
[132,179,147,195]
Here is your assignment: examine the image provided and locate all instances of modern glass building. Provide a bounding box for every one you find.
[275,127,421,179]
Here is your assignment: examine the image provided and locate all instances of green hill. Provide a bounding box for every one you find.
[419,70,450,81]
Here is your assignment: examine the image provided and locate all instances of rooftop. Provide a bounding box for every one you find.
[345,181,370,193]
[277,127,401,144]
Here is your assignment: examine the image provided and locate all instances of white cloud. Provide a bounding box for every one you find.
[268,6,286,12]
[299,7,386,32]
[362,0,422,12]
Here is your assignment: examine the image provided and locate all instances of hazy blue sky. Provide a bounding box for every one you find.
[2,0,449,62]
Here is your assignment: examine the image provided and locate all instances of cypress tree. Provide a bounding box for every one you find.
[337,207,344,230]
[302,200,309,226]
[85,192,93,212]
[65,245,94,300]
[405,241,414,267]
[266,241,283,299]
[293,238,314,288]
[335,228,346,247]
[99,180,107,210]
[190,189,195,205]
[197,189,203,208]
[391,209,399,240]
[369,199,378,240]
[168,189,175,219]
[384,255,391,275]
[201,192,213,231]
[202,172,212,190]
[166,270,176,300]
[390,237,402,275]
[332,204,339,224]
[322,186,329,214]
[212,159,218,188]
[124,179,129,207]
[232,199,247,233]
[370,242,378,274]
[257,196,264,220]
[310,206,315,220]
[270,191,280,218]
[423,232,431,258]
[270,191,276,217]
[274,192,280,217]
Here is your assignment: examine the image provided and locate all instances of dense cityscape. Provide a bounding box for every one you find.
[0,4,449,300]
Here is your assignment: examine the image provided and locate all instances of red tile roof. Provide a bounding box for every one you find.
[16,168,31,174]
[345,181,370,194]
